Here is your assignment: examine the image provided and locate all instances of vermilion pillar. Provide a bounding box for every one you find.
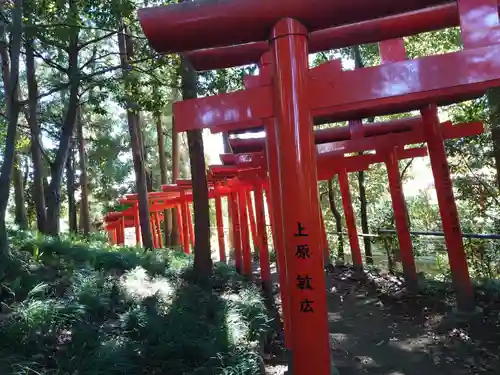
[227,196,234,250]
[150,215,158,249]
[134,204,141,246]
[265,119,291,350]
[215,190,226,262]
[421,104,475,312]
[110,227,117,245]
[254,183,271,283]
[230,191,243,272]
[180,192,190,254]
[187,203,195,248]
[338,169,363,268]
[271,18,331,374]
[246,190,259,250]
[117,217,125,245]
[385,148,418,289]
[176,205,185,248]
[238,188,253,277]
[155,212,163,248]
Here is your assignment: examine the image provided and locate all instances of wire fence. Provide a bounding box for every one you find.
[325,229,500,280]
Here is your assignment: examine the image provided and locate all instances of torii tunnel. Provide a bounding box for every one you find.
[128,1,499,374]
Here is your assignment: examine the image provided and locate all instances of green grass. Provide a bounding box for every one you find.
[0,231,272,375]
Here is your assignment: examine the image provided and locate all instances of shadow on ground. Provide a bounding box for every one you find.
[263,264,500,375]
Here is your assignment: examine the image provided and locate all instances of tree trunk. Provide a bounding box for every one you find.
[45,0,80,235]
[137,113,154,193]
[77,104,90,235]
[25,16,47,233]
[180,56,212,280]
[179,137,191,178]
[66,149,78,233]
[13,153,28,229]
[118,20,154,249]
[357,165,373,264]
[156,113,172,246]
[328,178,344,262]
[487,87,500,193]
[170,117,180,246]
[0,0,23,254]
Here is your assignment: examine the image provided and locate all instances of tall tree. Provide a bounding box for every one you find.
[24,10,46,232]
[180,56,212,280]
[66,147,78,233]
[77,103,90,235]
[13,153,28,229]
[117,19,154,249]
[0,0,23,253]
[170,116,180,246]
[44,0,81,235]
[327,178,344,262]
[155,112,171,245]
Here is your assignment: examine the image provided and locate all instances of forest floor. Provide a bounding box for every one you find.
[263,265,500,375]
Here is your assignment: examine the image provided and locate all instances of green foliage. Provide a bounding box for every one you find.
[0,232,272,375]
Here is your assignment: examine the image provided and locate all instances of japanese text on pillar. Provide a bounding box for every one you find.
[295,221,314,313]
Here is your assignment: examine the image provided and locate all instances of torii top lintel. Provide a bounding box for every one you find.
[138,0,450,54]
[184,3,465,71]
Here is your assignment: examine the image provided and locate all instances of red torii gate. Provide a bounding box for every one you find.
[208,165,270,278]
[222,146,428,264]
[138,1,498,373]
[225,54,483,304]
[218,145,430,349]
[228,36,485,303]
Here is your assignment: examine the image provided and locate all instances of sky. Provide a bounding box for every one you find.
[202,129,435,198]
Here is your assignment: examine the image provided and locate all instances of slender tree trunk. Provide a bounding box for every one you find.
[0,0,23,254]
[357,165,373,264]
[328,178,344,262]
[118,20,154,249]
[487,87,500,193]
[179,138,191,178]
[66,149,78,233]
[25,18,46,233]
[45,2,80,235]
[137,113,154,192]
[170,117,180,246]
[77,104,90,235]
[156,113,172,246]
[180,56,212,280]
[13,153,28,229]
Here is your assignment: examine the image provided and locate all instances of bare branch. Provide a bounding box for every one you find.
[78,31,117,51]
[22,43,68,73]
[80,51,118,70]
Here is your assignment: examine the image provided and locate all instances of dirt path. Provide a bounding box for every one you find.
[263,265,500,375]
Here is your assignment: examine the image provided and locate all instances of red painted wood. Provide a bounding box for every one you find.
[182,3,466,71]
[215,190,226,262]
[174,45,500,131]
[138,0,451,54]
[421,105,475,312]
[254,184,271,282]
[338,168,363,268]
[271,19,330,374]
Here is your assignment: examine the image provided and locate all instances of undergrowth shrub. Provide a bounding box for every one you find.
[0,231,272,375]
